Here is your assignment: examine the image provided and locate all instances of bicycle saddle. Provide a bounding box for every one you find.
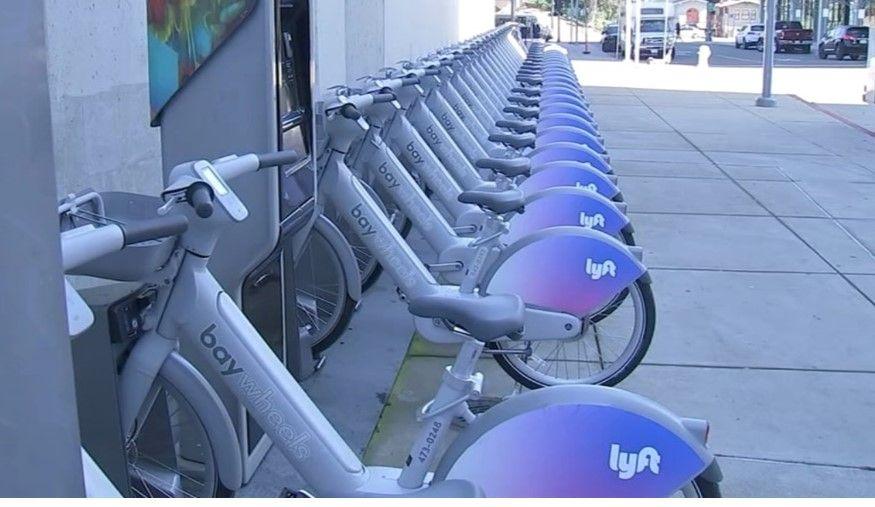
[510,86,540,97]
[503,105,539,119]
[475,157,531,178]
[408,291,525,341]
[487,131,535,150]
[507,95,540,108]
[495,118,536,133]
[458,183,525,215]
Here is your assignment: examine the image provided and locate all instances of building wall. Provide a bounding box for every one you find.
[676,0,707,27]
[45,0,163,199]
[319,0,495,93]
[44,0,494,198]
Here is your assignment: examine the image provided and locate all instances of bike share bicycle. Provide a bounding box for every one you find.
[331,87,653,388]
[311,28,653,387]
[59,145,721,497]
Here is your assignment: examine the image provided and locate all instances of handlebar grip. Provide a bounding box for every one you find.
[423,68,441,76]
[340,104,362,120]
[257,150,301,169]
[120,215,189,246]
[186,182,214,219]
[370,92,396,103]
[401,76,420,86]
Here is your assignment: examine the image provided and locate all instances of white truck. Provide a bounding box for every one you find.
[620,1,678,60]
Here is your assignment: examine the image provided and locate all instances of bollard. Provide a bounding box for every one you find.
[697,45,711,67]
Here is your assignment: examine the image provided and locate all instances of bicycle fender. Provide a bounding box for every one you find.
[528,141,613,174]
[538,113,599,138]
[315,214,362,302]
[483,226,646,317]
[536,126,606,154]
[505,188,629,243]
[539,103,596,124]
[521,161,620,200]
[160,351,244,491]
[433,385,715,497]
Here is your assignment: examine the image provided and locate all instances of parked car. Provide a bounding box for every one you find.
[601,24,619,52]
[734,24,764,49]
[756,21,813,53]
[818,25,869,60]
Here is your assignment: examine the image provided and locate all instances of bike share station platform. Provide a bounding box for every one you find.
[71,0,334,493]
[50,0,736,496]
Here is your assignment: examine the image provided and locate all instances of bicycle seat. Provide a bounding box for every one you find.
[507,95,540,108]
[495,118,536,133]
[475,157,531,178]
[458,183,525,215]
[488,131,536,150]
[503,105,539,119]
[511,87,540,97]
[409,291,524,341]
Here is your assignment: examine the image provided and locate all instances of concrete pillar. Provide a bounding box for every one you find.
[0,0,86,496]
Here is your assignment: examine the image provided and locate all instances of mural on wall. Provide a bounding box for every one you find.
[147,0,257,124]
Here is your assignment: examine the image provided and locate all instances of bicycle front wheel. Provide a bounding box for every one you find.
[490,279,655,388]
[294,225,356,355]
[126,375,230,498]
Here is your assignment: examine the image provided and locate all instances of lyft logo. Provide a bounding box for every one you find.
[575,181,599,193]
[609,444,661,480]
[579,212,606,229]
[586,258,617,280]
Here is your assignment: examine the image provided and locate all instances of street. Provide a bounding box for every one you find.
[573,39,868,68]
[672,41,869,68]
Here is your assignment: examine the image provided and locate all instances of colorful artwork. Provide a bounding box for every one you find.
[147,0,257,124]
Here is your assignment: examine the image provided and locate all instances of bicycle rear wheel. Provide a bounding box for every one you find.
[126,376,230,498]
[490,279,654,388]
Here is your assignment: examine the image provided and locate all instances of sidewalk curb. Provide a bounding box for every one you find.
[790,94,875,139]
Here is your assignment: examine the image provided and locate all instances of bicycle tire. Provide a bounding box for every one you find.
[126,373,232,498]
[294,226,356,355]
[490,278,655,388]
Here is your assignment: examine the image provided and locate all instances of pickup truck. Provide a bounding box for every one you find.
[757,21,814,54]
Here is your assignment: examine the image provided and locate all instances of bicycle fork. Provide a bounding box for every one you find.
[398,339,485,489]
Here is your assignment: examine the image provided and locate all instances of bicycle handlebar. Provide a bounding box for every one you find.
[120,214,190,245]
[61,214,189,271]
[370,92,396,104]
[185,183,214,219]
[256,150,301,169]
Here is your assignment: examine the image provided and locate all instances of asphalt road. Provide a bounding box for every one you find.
[579,40,868,68]
[672,41,869,68]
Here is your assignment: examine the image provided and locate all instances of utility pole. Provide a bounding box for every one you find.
[814,0,823,43]
[510,0,516,18]
[624,0,633,61]
[583,0,592,53]
[634,0,642,62]
[756,0,778,107]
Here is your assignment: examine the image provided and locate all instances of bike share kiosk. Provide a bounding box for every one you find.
[149,0,317,482]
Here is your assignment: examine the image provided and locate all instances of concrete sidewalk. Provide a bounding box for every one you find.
[362,89,875,496]
[585,87,875,496]
[246,87,875,497]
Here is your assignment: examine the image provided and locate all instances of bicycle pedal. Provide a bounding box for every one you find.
[279,487,314,498]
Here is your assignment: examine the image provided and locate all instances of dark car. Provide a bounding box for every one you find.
[818,25,869,60]
[601,24,619,53]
